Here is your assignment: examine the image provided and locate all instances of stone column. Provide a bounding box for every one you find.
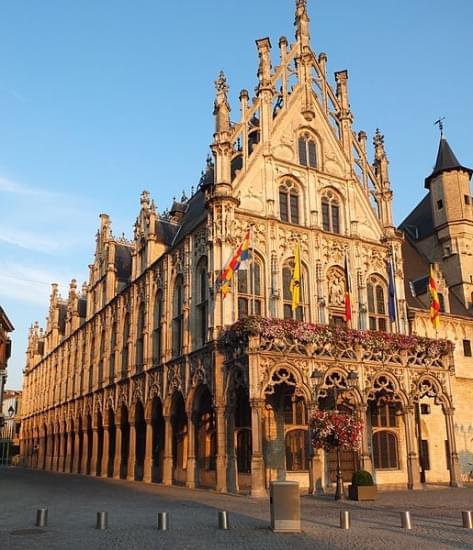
[162,415,173,486]
[45,433,53,470]
[38,433,46,469]
[444,407,463,488]
[403,406,422,490]
[143,419,153,483]
[358,405,373,474]
[126,421,137,481]
[215,406,227,493]
[113,423,122,479]
[186,414,197,489]
[72,432,80,473]
[100,425,110,478]
[89,428,99,475]
[250,398,266,497]
[81,429,90,474]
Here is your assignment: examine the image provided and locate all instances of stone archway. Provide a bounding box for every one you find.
[77,417,84,473]
[120,405,130,479]
[106,408,116,478]
[193,385,216,489]
[134,401,146,481]
[170,392,187,484]
[151,396,164,483]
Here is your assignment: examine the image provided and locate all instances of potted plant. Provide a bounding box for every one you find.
[348,470,377,501]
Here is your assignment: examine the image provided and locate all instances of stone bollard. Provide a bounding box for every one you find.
[400,511,412,530]
[340,510,350,529]
[96,511,108,530]
[157,512,169,531]
[36,508,48,527]
[218,510,230,530]
[462,511,473,529]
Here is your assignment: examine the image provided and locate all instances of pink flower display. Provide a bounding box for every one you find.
[311,410,362,452]
[224,316,454,357]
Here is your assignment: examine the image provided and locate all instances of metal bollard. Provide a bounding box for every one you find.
[462,511,473,529]
[218,510,230,530]
[340,510,350,530]
[36,508,48,527]
[157,512,169,531]
[96,511,108,530]
[400,511,412,530]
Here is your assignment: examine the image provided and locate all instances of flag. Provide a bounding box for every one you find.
[344,254,352,322]
[219,230,251,297]
[429,264,441,330]
[290,243,301,311]
[387,257,396,323]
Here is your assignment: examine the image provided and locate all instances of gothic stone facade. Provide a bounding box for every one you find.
[20,1,472,495]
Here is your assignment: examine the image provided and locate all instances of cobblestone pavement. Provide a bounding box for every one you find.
[1,467,473,549]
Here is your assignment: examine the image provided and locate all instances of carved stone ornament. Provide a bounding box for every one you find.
[327,268,345,306]
[193,228,208,257]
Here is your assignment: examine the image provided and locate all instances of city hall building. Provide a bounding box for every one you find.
[20,1,473,495]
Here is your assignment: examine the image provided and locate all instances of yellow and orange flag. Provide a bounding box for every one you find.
[429,264,440,330]
[290,243,301,311]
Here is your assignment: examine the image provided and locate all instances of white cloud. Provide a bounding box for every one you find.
[0,176,58,197]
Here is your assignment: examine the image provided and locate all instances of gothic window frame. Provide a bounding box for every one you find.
[279,179,302,225]
[238,252,265,318]
[321,189,341,234]
[109,318,117,384]
[195,257,209,348]
[153,289,163,365]
[367,274,388,332]
[285,429,309,471]
[172,275,184,357]
[282,257,309,321]
[121,311,130,377]
[135,301,145,372]
[298,131,317,168]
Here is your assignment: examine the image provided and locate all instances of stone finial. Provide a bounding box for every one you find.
[140,190,151,210]
[358,130,367,152]
[214,70,231,134]
[373,128,386,161]
[256,37,272,90]
[295,0,310,47]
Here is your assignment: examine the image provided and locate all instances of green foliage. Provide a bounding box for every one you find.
[351,470,374,486]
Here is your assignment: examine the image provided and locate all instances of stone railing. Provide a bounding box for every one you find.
[223,317,454,370]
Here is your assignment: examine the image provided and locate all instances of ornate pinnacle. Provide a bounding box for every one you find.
[295,0,310,45]
[140,190,151,209]
[373,128,384,148]
[215,70,229,95]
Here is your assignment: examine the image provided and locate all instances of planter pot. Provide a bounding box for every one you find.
[348,484,377,501]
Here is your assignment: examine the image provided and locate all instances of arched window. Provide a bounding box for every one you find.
[89,330,95,391]
[135,302,145,372]
[121,312,130,377]
[238,256,263,318]
[109,320,116,384]
[236,429,251,473]
[98,325,105,386]
[279,180,300,225]
[371,402,397,427]
[285,429,309,471]
[298,132,317,168]
[373,431,399,469]
[153,290,162,365]
[283,391,307,425]
[172,276,184,357]
[367,276,387,331]
[196,259,208,346]
[321,191,341,234]
[282,260,308,320]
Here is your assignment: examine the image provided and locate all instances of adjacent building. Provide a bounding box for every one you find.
[19,1,473,494]
[0,306,14,431]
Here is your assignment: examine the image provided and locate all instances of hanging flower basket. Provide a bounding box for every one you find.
[311,410,362,452]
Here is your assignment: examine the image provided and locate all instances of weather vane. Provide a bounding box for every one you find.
[434,117,445,138]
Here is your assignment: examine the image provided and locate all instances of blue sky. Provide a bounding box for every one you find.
[1,0,472,389]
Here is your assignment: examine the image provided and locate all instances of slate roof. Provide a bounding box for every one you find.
[115,244,132,281]
[425,138,472,188]
[172,190,207,246]
[398,194,434,241]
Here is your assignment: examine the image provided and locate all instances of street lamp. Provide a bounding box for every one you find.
[311,368,359,501]
[7,405,14,418]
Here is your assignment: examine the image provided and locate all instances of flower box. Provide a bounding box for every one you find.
[348,484,377,501]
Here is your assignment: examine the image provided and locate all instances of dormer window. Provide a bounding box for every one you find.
[279,180,300,225]
[298,133,317,168]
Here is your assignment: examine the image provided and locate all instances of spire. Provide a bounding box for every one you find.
[425,137,472,188]
[294,0,310,48]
